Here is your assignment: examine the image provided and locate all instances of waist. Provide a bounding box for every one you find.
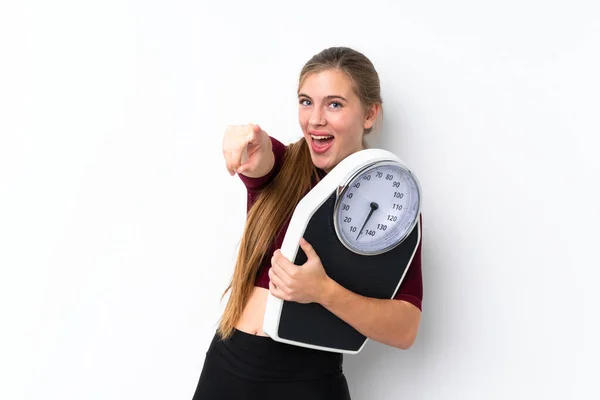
[208,328,344,382]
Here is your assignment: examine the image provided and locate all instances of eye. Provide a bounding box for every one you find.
[299,99,312,106]
[329,101,342,109]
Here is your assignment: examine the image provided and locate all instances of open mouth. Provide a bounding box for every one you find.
[310,134,334,154]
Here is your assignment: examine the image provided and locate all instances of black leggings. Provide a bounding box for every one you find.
[192,329,352,400]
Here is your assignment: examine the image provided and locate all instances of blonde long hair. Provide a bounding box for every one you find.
[217,47,383,339]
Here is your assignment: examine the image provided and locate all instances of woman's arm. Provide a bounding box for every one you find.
[319,279,421,350]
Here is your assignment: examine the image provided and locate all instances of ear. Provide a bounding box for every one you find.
[363,103,381,130]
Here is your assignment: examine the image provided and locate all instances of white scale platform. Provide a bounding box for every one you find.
[263,148,422,354]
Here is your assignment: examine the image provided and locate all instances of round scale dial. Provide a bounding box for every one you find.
[333,161,421,255]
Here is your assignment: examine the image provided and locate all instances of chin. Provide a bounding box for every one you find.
[309,154,326,169]
[312,156,335,173]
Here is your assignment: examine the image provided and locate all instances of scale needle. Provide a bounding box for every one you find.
[356,202,379,241]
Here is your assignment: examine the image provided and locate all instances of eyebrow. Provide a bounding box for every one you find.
[297,93,348,102]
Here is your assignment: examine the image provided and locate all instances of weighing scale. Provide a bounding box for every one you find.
[263,148,422,354]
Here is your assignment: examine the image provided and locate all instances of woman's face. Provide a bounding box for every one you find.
[298,69,378,173]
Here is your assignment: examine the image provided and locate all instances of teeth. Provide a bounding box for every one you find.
[311,135,333,140]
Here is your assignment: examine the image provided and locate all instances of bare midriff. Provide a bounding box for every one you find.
[234,286,270,336]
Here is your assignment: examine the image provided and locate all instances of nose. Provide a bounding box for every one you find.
[309,107,326,127]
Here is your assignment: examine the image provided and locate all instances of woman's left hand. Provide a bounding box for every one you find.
[268,237,331,304]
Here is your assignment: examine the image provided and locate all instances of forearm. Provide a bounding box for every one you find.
[319,278,421,349]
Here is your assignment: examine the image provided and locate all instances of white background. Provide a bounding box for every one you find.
[1,1,599,399]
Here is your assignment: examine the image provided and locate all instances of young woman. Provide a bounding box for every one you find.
[192,47,423,400]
